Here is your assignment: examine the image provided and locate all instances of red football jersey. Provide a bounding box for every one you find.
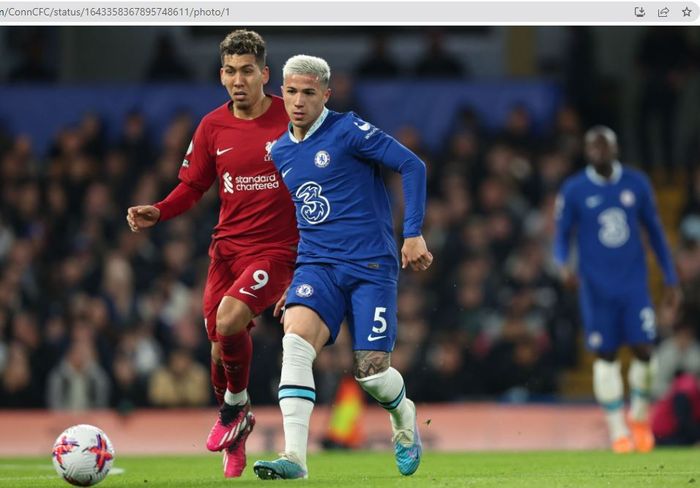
[179,96,298,259]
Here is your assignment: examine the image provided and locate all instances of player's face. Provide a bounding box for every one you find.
[282,74,331,132]
[585,134,617,167]
[220,54,269,111]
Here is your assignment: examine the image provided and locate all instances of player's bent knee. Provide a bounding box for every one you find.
[283,305,329,353]
[216,296,254,336]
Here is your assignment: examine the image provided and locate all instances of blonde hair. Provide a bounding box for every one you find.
[282,54,331,88]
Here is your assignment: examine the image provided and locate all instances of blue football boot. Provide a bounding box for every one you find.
[392,399,422,476]
[254,453,308,480]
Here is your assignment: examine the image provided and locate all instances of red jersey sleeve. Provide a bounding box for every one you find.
[154,182,204,222]
[179,117,217,192]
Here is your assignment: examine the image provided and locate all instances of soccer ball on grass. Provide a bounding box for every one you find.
[52,424,115,486]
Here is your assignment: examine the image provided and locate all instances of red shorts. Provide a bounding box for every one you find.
[202,254,295,341]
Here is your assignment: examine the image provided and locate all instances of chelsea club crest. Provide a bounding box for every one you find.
[296,284,314,298]
[314,150,330,168]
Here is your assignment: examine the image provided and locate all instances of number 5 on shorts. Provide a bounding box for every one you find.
[373,306,387,334]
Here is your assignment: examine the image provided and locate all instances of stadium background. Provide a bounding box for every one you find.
[0,26,699,453]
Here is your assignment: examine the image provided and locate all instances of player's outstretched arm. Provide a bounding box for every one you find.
[401,235,433,271]
[126,205,160,232]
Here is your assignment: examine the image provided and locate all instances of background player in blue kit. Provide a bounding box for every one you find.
[554,126,682,453]
[253,55,432,480]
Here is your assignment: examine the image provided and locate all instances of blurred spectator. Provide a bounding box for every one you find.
[498,104,540,158]
[116,327,163,379]
[414,336,481,401]
[413,31,466,78]
[148,347,209,407]
[80,113,107,160]
[119,111,154,169]
[46,338,111,410]
[0,342,42,407]
[635,27,691,175]
[674,227,700,325]
[145,35,193,82]
[314,327,354,405]
[111,353,148,412]
[247,316,283,406]
[7,30,56,82]
[549,105,585,165]
[653,319,700,399]
[482,300,556,400]
[355,33,401,78]
[562,28,596,127]
[681,166,700,218]
[326,72,360,113]
[651,372,700,445]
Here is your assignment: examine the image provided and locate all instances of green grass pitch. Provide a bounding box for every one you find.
[0,450,697,487]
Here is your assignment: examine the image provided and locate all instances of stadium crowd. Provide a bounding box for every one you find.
[1,27,700,412]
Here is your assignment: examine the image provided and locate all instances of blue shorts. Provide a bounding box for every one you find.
[285,263,397,352]
[579,283,656,354]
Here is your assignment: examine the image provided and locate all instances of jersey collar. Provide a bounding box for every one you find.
[288,107,329,143]
[586,160,622,186]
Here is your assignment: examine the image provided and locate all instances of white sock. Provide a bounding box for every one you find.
[278,333,316,469]
[224,388,248,406]
[593,359,628,441]
[356,367,414,432]
[628,358,653,422]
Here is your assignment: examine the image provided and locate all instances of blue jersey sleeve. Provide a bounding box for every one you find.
[638,174,678,285]
[553,182,576,267]
[341,113,426,238]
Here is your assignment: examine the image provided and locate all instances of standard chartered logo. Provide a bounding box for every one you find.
[223,172,234,193]
[222,173,280,194]
[235,174,280,191]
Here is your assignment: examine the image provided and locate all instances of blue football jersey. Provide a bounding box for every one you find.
[554,162,677,293]
[271,109,426,274]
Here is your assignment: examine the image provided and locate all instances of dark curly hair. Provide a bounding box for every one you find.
[219,29,266,68]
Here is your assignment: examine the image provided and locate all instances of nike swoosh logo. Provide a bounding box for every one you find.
[217,147,233,156]
[281,168,292,178]
[239,288,257,298]
[354,121,371,131]
[367,334,386,342]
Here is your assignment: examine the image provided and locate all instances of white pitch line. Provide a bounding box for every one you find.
[0,475,56,481]
[0,464,54,471]
[0,465,125,480]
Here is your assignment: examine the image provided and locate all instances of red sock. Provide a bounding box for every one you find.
[216,327,253,394]
[211,360,227,406]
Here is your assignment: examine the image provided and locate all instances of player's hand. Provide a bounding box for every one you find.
[401,235,433,271]
[559,267,578,290]
[126,205,160,232]
[274,287,288,323]
[662,285,683,310]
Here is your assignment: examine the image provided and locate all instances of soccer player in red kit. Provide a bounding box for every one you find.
[126,30,297,478]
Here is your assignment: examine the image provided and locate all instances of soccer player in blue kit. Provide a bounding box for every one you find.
[554,126,681,453]
[253,55,432,479]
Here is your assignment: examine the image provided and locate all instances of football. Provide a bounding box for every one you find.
[52,424,115,486]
